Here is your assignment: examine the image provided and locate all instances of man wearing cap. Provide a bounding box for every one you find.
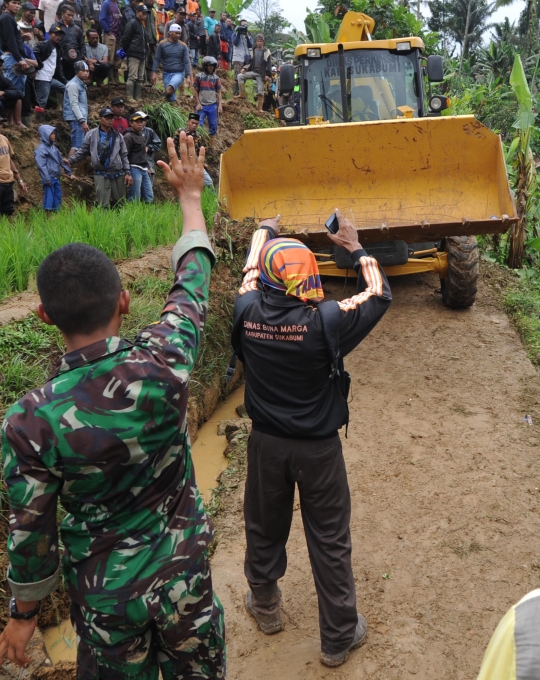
[174,112,213,190]
[121,3,148,102]
[51,4,85,79]
[204,7,217,39]
[165,6,188,42]
[232,213,391,668]
[18,3,44,47]
[0,0,30,128]
[62,60,88,154]
[99,0,122,84]
[85,28,109,85]
[237,33,272,111]
[110,96,128,133]
[151,23,190,101]
[187,10,200,67]
[124,110,153,203]
[68,106,132,206]
[194,8,206,56]
[34,25,67,108]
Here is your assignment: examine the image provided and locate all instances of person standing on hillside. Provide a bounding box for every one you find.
[141,115,160,185]
[121,3,148,102]
[110,95,128,132]
[173,112,213,190]
[33,26,67,108]
[231,18,252,95]
[143,0,158,85]
[62,60,89,154]
[0,131,27,215]
[123,109,153,203]
[0,132,225,679]
[0,0,30,129]
[68,106,132,207]
[51,4,85,79]
[231,212,392,668]
[151,22,190,101]
[99,0,123,84]
[165,7,188,42]
[236,33,272,111]
[34,124,73,212]
[193,55,221,148]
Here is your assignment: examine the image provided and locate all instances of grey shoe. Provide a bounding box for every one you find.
[320,614,368,668]
[245,590,283,635]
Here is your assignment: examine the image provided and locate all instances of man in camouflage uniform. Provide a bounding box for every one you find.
[0,134,225,679]
[174,112,214,191]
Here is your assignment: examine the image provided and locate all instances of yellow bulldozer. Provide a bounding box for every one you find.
[219,12,517,308]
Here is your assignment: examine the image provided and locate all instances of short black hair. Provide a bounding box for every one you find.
[61,4,75,13]
[37,243,122,335]
[86,28,98,37]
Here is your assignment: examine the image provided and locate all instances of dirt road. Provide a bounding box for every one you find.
[211,266,540,680]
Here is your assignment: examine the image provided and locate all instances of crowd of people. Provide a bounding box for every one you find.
[0,0,281,215]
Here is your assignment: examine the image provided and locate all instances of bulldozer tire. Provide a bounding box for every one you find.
[440,236,479,309]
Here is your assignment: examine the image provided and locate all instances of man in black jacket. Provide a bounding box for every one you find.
[123,109,153,203]
[51,5,85,79]
[34,26,67,108]
[121,3,148,102]
[0,0,30,128]
[232,211,392,668]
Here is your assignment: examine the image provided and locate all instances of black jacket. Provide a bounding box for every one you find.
[51,20,85,62]
[207,32,220,59]
[0,13,25,62]
[121,17,147,59]
[123,126,148,166]
[34,40,67,84]
[187,20,198,49]
[232,227,392,440]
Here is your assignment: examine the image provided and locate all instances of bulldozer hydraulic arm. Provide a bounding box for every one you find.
[317,252,449,279]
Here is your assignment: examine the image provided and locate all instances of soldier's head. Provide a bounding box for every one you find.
[37,244,130,338]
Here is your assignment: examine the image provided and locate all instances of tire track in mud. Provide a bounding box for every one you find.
[210,267,540,680]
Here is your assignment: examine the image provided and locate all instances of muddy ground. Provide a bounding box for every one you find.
[211,264,540,680]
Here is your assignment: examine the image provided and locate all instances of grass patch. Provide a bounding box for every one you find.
[242,112,279,130]
[0,192,218,302]
[502,277,540,367]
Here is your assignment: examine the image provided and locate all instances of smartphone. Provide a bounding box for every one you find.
[325,213,340,235]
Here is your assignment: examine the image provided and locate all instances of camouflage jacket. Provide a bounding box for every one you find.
[1,231,215,609]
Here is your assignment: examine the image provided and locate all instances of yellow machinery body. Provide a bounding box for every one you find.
[219,115,516,247]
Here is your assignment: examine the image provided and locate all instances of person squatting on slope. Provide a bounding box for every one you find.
[0,132,225,680]
[232,211,392,668]
[34,124,73,211]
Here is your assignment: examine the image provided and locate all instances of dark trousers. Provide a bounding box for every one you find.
[244,429,358,655]
[0,181,15,216]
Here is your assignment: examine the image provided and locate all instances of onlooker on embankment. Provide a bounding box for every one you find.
[173,112,213,191]
[0,0,31,128]
[123,109,153,203]
[236,33,272,112]
[62,59,89,154]
[193,56,221,148]
[34,25,67,109]
[151,23,191,102]
[34,124,73,212]
[51,4,85,80]
[68,106,132,207]
[121,3,149,102]
[99,0,122,84]
[140,116,160,185]
[0,131,27,216]
[0,58,24,123]
[85,28,109,85]
[110,95,128,133]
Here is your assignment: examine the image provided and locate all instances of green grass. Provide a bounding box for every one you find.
[503,277,540,367]
[0,192,218,302]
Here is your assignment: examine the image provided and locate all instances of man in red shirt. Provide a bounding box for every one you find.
[110,96,128,133]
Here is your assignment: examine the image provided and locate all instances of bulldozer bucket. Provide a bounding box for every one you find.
[219,115,517,247]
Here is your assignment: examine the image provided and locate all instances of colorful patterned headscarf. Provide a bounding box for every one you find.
[258,238,324,302]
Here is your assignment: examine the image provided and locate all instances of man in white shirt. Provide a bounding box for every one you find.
[38,0,62,34]
[34,25,67,108]
[85,27,109,85]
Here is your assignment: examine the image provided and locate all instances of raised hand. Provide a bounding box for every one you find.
[157,133,205,202]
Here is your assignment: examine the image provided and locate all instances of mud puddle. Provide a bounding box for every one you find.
[191,385,245,501]
[42,620,77,665]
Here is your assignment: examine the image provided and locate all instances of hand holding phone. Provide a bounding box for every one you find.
[325,212,340,234]
[325,208,362,253]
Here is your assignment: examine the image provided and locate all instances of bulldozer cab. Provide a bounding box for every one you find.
[299,44,425,124]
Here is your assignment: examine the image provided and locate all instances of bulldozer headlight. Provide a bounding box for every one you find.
[307,48,321,58]
[429,95,450,113]
[276,105,297,122]
[396,41,411,51]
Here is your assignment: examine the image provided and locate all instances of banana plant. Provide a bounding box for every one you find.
[305,12,333,43]
[507,54,537,269]
[198,0,254,18]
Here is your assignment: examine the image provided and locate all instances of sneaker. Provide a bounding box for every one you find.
[320,614,368,668]
[245,590,283,635]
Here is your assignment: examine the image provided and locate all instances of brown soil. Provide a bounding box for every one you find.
[210,263,540,680]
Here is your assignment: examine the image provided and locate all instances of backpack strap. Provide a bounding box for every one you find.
[316,300,342,380]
